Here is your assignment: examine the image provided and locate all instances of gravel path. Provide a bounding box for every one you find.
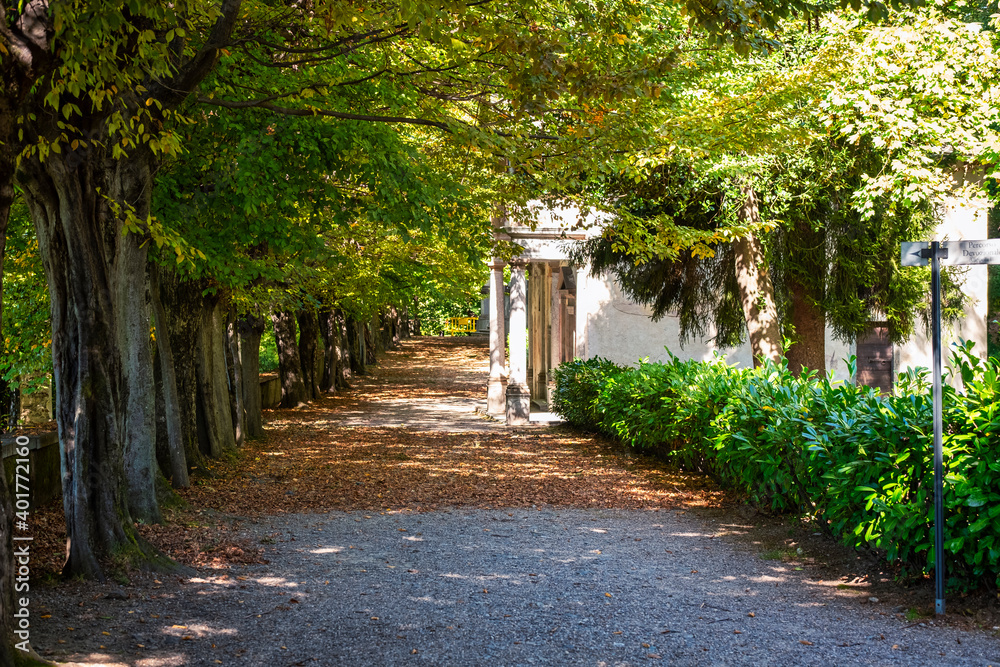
[214,508,999,667]
[31,337,1000,666]
[35,506,1000,666]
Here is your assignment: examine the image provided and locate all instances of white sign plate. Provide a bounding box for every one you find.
[901,242,929,266]
[901,239,1000,267]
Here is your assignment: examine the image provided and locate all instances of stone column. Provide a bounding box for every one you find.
[529,263,546,401]
[477,283,490,333]
[487,259,507,417]
[575,264,588,359]
[560,290,572,363]
[506,259,531,425]
[548,265,562,405]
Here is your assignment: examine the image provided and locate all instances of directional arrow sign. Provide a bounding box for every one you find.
[901,242,930,266]
[901,239,1000,266]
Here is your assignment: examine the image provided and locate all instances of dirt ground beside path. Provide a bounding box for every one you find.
[25,335,1000,665]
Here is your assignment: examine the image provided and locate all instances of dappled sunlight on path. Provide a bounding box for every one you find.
[180,334,727,514]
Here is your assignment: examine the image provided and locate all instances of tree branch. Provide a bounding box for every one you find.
[195,97,457,131]
[152,0,244,108]
[0,0,52,77]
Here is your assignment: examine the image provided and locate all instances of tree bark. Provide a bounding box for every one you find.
[366,319,379,364]
[296,309,320,400]
[225,311,245,448]
[149,264,189,488]
[346,316,366,376]
[17,144,168,578]
[732,186,782,367]
[411,297,422,336]
[785,221,827,376]
[375,312,390,354]
[398,304,410,339]
[318,310,340,393]
[195,295,237,458]
[116,218,162,525]
[237,315,265,439]
[334,310,352,389]
[272,310,308,407]
[157,272,205,472]
[786,283,826,376]
[391,306,403,346]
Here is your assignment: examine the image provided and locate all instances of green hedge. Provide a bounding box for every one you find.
[552,342,1000,592]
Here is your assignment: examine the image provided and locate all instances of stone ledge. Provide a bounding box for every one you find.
[261,376,281,409]
[1,430,61,507]
[1,431,59,459]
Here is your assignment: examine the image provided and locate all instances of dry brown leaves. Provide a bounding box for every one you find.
[182,422,724,516]
[182,337,726,516]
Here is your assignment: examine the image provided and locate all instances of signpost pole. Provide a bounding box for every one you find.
[930,241,946,616]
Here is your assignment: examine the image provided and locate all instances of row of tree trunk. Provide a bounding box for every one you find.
[272,307,409,408]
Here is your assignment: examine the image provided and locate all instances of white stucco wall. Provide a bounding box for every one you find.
[575,266,752,367]
[895,196,990,384]
[574,265,856,380]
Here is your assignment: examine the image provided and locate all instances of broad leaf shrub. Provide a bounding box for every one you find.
[550,357,625,428]
[552,343,1000,591]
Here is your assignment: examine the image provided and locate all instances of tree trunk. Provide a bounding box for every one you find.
[786,283,826,376]
[398,304,410,339]
[732,186,782,367]
[366,320,379,364]
[375,312,390,354]
[346,316,366,376]
[313,317,325,394]
[296,309,320,400]
[334,310,352,389]
[391,306,402,346]
[115,234,161,524]
[149,264,189,488]
[17,145,167,578]
[237,315,265,439]
[272,310,308,407]
[411,297,422,336]
[225,311,245,448]
[157,272,205,473]
[195,295,237,458]
[785,221,827,376]
[318,310,337,393]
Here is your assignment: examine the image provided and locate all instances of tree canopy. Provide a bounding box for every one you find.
[573,7,999,372]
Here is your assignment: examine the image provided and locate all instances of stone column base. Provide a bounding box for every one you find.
[487,376,508,417]
[546,382,558,409]
[505,383,531,426]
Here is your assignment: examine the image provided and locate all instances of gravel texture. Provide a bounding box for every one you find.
[35,507,1000,666]
[227,508,1000,666]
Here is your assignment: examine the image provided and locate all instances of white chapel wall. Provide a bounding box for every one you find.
[575,266,855,380]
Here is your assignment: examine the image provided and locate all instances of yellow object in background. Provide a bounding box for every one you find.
[443,317,478,335]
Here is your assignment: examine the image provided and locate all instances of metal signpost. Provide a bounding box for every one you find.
[900,238,1000,616]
